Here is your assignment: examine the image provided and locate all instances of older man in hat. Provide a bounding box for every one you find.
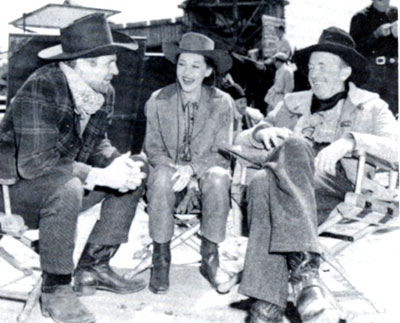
[234,27,397,322]
[264,52,294,114]
[0,13,147,323]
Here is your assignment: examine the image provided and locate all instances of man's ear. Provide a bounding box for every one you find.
[205,67,213,78]
[341,66,352,81]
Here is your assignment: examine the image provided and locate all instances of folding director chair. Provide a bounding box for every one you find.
[124,181,237,281]
[0,179,102,323]
[0,181,42,323]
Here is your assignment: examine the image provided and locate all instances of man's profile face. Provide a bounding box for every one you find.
[372,0,390,12]
[80,54,119,94]
[308,52,350,100]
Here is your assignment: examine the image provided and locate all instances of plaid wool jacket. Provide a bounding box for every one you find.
[0,63,120,184]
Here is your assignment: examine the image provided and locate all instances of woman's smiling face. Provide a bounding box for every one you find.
[176,52,212,95]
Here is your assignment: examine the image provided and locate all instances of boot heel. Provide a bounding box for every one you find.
[74,284,96,296]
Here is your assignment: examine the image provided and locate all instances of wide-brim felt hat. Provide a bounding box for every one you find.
[38,13,137,60]
[293,27,369,85]
[162,32,233,74]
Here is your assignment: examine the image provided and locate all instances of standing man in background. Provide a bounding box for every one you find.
[350,0,398,116]
[264,52,294,114]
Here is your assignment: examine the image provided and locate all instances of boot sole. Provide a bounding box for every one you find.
[148,285,169,295]
[75,283,146,296]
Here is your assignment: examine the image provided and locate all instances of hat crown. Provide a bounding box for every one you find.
[318,27,356,49]
[179,32,215,52]
[60,13,113,54]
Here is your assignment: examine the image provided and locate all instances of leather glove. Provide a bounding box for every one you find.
[374,23,392,38]
[391,21,398,38]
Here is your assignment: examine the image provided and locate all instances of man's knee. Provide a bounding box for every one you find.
[62,176,84,202]
[282,136,311,153]
[202,166,231,189]
[248,169,269,196]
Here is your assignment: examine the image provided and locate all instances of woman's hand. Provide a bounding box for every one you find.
[171,165,194,192]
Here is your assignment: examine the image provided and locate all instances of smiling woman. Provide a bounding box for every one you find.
[143,32,236,295]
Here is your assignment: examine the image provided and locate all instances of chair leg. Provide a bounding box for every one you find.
[17,276,42,323]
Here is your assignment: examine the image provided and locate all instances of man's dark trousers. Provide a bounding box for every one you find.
[239,136,354,307]
[0,161,147,275]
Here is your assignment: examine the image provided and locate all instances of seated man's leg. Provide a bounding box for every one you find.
[199,166,231,288]
[146,164,177,294]
[74,156,148,296]
[4,173,95,323]
[239,169,287,322]
[240,137,334,323]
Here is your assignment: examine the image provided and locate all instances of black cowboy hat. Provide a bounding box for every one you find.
[293,27,369,85]
[38,13,137,60]
[162,32,232,74]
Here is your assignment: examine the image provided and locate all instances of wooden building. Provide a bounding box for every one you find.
[118,0,289,54]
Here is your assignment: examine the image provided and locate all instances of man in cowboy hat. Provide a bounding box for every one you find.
[234,27,397,322]
[264,52,294,114]
[0,13,148,323]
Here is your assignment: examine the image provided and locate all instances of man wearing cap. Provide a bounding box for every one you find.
[274,25,292,58]
[264,52,294,114]
[235,27,397,322]
[0,14,147,323]
[350,0,398,116]
[224,82,264,134]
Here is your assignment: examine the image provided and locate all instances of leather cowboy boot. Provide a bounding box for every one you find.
[199,236,220,289]
[287,252,339,323]
[74,243,146,296]
[149,241,171,294]
[40,272,95,323]
[249,300,285,323]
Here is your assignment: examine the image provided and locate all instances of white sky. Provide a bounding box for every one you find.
[0,0,398,52]
[0,0,183,51]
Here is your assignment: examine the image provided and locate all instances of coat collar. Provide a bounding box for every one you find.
[284,82,380,115]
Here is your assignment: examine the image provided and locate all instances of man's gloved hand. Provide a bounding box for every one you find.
[374,23,392,38]
[391,21,398,38]
[96,152,147,191]
[255,127,293,150]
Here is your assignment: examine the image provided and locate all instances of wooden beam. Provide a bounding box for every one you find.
[186,1,282,8]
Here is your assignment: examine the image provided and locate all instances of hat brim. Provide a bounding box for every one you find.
[38,42,138,60]
[162,42,232,74]
[293,42,370,85]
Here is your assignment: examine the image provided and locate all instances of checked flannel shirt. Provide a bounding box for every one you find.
[0,63,120,184]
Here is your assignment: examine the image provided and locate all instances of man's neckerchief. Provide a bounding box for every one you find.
[311,83,349,114]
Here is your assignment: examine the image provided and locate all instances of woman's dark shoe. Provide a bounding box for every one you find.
[199,236,220,289]
[73,243,146,296]
[149,241,171,294]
